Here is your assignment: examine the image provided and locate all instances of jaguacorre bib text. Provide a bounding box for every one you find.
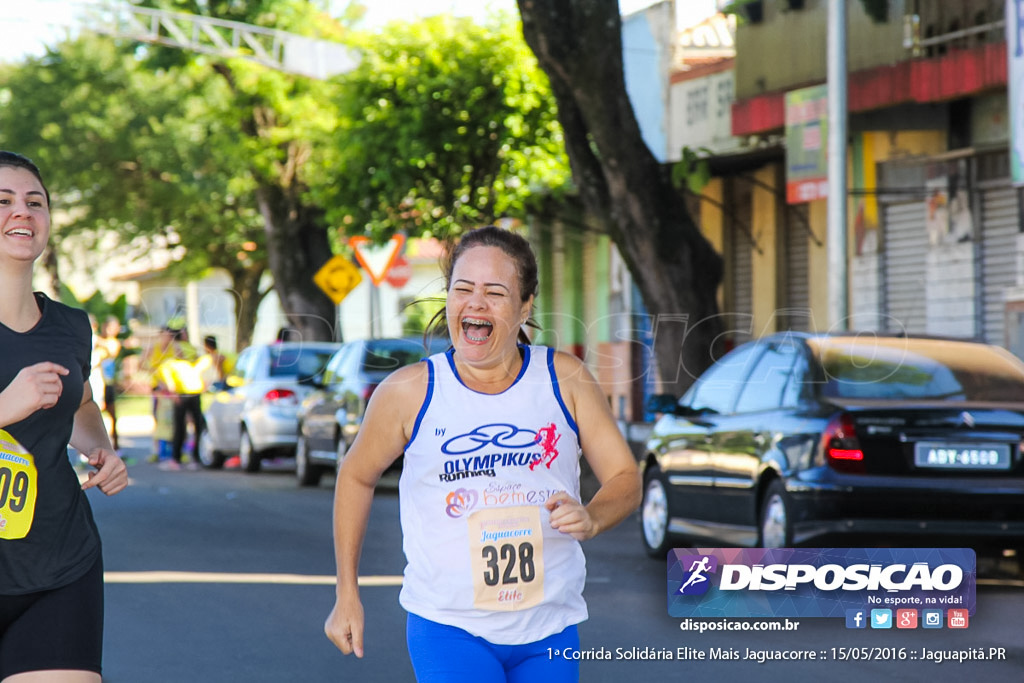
[0,429,38,540]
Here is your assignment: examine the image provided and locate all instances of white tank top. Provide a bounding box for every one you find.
[398,345,588,645]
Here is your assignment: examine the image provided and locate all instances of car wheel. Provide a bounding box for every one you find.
[197,427,225,470]
[759,480,792,548]
[641,465,673,558]
[295,433,322,487]
[239,428,261,473]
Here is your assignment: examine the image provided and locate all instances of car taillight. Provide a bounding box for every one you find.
[821,412,865,473]
[264,388,296,403]
[362,384,378,403]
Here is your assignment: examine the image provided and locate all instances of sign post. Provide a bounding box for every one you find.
[1008,0,1024,185]
[348,235,406,338]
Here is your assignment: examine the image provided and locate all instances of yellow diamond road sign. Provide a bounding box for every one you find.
[314,255,363,304]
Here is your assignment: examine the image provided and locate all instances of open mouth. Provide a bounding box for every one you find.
[461,317,493,342]
[5,228,33,237]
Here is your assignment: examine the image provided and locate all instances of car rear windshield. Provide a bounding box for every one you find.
[361,339,434,373]
[809,337,1024,402]
[269,347,336,379]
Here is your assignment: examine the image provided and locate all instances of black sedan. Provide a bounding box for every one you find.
[294,336,448,486]
[640,332,1024,556]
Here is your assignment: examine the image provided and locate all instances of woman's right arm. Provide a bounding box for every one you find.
[324,362,428,657]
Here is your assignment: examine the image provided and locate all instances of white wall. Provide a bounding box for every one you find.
[622,1,675,162]
[667,69,738,160]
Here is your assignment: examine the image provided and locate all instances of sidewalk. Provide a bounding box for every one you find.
[115,415,156,438]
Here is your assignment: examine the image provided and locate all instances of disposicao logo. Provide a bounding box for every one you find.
[667,548,976,619]
[676,555,718,596]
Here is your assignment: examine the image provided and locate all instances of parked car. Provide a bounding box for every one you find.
[295,336,449,486]
[640,332,1024,557]
[200,341,341,472]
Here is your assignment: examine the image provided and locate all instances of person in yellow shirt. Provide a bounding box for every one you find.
[154,327,204,471]
[195,335,230,392]
[143,326,180,463]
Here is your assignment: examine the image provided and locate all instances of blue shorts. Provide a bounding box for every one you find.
[406,612,579,683]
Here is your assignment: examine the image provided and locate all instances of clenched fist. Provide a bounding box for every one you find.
[0,362,69,426]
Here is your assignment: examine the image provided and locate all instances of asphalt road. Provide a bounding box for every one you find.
[86,435,1024,682]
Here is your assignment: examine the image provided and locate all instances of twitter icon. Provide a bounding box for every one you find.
[870,609,892,629]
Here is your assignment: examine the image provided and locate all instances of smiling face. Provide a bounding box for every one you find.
[0,166,50,265]
[447,245,533,366]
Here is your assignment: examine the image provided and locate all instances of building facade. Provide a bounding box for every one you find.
[727,0,1024,356]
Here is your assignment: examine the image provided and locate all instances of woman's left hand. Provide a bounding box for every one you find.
[544,492,596,541]
[80,448,128,495]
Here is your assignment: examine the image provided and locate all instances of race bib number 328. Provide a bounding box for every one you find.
[0,430,37,540]
[468,505,545,611]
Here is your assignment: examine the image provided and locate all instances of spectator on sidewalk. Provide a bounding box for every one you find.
[155,327,204,470]
[195,335,230,392]
[88,315,106,418]
[95,315,122,451]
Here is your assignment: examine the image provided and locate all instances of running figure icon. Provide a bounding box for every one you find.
[529,423,561,471]
[678,556,713,593]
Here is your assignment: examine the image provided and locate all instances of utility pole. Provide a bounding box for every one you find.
[827,0,849,330]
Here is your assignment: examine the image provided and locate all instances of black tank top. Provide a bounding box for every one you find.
[0,293,100,594]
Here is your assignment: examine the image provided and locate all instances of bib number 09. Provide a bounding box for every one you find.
[481,542,535,586]
[0,467,29,513]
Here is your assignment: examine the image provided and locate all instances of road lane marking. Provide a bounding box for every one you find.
[104,571,403,586]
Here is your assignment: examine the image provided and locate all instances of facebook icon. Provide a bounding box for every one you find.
[845,609,867,629]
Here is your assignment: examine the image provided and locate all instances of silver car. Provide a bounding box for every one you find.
[200,341,341,472]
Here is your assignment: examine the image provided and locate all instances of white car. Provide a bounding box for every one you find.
[200,341,341,472]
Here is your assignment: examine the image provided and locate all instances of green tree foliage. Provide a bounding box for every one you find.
[0,36,269,348]
[129,0,351,342]
[1,2,569,345]
[317,14,571,242]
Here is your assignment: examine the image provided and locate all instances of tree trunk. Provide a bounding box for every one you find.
[223,262,268,351]
[517,0,724,397]
[211,65,336,345]
[255,183,336,342]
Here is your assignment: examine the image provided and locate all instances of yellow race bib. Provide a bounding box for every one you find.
[0,430,37,540]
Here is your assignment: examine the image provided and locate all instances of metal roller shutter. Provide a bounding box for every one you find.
[730,187,754,343]
[784,216,810,331]
[979,186,1021,346]
[883,201,929,334]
